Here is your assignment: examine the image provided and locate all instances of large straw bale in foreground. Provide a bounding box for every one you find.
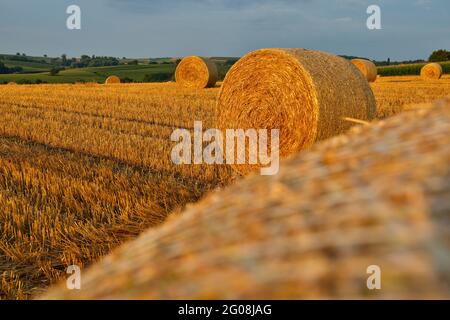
[216,48,376,175]
[351,58,378,82]
[41,98,450,300]
[105,75,121,84]
[175,56,218,89]
[421,63,443,80]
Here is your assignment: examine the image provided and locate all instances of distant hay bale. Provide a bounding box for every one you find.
[175,56,218,89]
[421,63,443,80]
[351,59,378,82]
[105,76,121,84]
[216,48,376,175]
[7,82,17,85]
[40,98,450,300]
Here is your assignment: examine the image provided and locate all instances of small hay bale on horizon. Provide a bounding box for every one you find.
[421,63,443,80]
[216,48,376,175]
[351,58,378,82]
[105,75,121,84]
[175,56,218,89]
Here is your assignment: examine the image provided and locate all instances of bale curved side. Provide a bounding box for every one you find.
[421,63,443,80]
[40,98,450,300]
[175,56,218,89]
[105,75,121,84]
[351,59,378,82]
[216,48,376,175]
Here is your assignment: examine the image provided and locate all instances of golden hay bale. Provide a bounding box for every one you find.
[216,48,376,175]
[40,98,450,300]
[351,58,378,82]
[421,63,443,80]
[7,82,17,85]
[175,56,218,89]
[105,75,121,84]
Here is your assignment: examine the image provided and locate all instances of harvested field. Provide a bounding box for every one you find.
[373,75,450,118]
[0,76,449,299]
[42,98,450,299]
[0,83,234,299]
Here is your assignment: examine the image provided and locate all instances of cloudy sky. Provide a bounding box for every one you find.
[0,0,448,60]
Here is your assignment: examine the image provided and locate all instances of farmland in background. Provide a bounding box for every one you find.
[0,54,237,84]
[3,52,449,84]
[378,61,450,76]
[0,64,176,84]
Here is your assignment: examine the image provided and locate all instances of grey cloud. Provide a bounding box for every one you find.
[105,0,314,13]
[0,0,448,61]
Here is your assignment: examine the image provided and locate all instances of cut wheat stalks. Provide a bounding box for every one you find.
[41,97,450,300]
[342,117,371,125]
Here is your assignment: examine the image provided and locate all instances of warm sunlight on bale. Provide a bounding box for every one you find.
[175,56,218,89]
[351,59,378,82]
[41,98,450,300]
[421,63,443,80]
[7,82,17,85]
[216,48,376,175]
[105,75,121,84]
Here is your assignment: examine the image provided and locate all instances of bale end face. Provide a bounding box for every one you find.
[421,63,443,80]
[216,48,376,175]
[105,76,121,84]
[175,56,218,89]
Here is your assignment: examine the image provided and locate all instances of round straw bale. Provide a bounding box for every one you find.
[7,82,17,85]
[351,58,378,82]
[175,56,218,89]
[216,48,376,175]
[421,63,443,80]
[105,75,121,84]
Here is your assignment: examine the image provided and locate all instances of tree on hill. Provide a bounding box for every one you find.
[49,67,63,76]
[71,55,119,68]
[0,61,23,74]
[429,49,450,62]
[0,62,7,73]
[61,54,69,66]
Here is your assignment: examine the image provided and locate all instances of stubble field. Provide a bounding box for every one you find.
[0,75,449,299]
